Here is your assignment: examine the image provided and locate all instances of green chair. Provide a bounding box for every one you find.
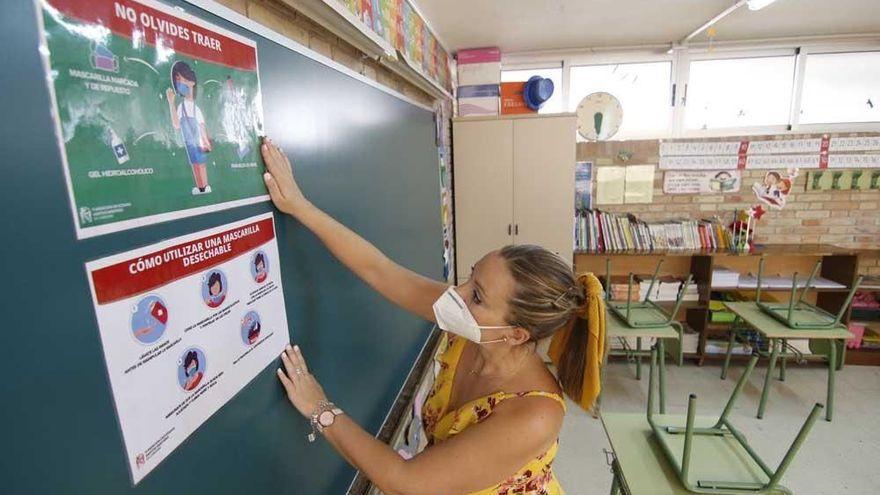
[755,258,863,330]
[645,348,823,494]
[605,258,693,331]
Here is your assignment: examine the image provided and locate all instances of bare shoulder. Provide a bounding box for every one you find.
[493,364,566,437]
[488,392,565,452]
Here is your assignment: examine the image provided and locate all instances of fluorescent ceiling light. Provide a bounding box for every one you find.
[747,0,779,10]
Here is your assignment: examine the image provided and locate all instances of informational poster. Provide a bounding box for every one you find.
[85,213,289,483]
[624,164,655,204]
[38,0,268,238]
[663,170,742,194]
[575,161,593,209]
[595,166,625,205]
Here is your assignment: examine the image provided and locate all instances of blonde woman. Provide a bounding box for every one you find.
[262,138,605,495]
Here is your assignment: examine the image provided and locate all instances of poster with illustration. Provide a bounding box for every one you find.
[752,168,798,209]
[85,213,289,483]
[575,161,593,209]
[663,170,742,194]
[37,0,267,238]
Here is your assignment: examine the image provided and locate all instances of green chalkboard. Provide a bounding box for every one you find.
[0,1,442,493]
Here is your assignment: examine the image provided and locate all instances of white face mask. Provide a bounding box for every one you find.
[432,286,512,344]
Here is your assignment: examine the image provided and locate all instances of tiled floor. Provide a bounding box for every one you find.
[553,359,880,494]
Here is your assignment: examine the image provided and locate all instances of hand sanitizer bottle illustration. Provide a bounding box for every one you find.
[109,128,130,164]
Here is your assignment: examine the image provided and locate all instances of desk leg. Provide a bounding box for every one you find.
[779,338,787,382]
[758,338,780,420]
[721,328,736,380]
[673,321,684,366]
[659,339,667,414]
[635,337,642,381]
[827,339,837,422]
[609,473,620,495]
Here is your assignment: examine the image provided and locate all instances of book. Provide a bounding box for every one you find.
[574,209,736,253]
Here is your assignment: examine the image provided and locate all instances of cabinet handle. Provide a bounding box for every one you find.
[515,224,519,235]
[508,224,512,235]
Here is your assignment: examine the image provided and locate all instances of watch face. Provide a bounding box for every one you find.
[576,92,623,141]
[319,410,335,427]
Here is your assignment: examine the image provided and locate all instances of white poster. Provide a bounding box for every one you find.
[624,164,655,204]
[85,212,289,484]
[663,170,742,194]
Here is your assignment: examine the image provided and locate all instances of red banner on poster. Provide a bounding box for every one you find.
[46,0,257,71]
[91,218,274,304]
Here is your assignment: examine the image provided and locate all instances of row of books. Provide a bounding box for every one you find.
[574,209,737,252]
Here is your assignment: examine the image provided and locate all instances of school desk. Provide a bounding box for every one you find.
[602,413,797,495]
[721,302,852,422]
[605,309,682,414]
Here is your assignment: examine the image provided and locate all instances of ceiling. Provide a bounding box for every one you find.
[413,0,880,54]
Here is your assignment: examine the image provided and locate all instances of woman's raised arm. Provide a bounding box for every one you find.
[261,139,447,322]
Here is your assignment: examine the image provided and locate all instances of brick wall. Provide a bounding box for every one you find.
[578,133,880,254]
[214,0,436,108]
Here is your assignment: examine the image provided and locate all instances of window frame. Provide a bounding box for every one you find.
[676,47,798,138]
[567,57,676,141]
[792,45,880,132]
[500,39,880,140]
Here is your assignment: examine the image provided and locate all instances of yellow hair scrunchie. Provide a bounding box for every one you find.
[547,272,606,412]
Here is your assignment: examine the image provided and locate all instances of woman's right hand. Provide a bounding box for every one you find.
[261,137,310,216]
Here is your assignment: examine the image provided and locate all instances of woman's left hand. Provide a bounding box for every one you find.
[277,344,329,419]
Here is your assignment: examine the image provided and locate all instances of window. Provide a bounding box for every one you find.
[799,51,880,124]
[568,62,672,139]
[500,67,563,114]
[685,56,795,130]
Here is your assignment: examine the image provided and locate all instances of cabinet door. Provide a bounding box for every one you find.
[512,116,576,264]
[452,119,514,283]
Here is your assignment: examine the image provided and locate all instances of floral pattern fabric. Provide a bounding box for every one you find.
[421,333,566,495]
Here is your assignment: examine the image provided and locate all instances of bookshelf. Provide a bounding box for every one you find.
[574,244,879,366]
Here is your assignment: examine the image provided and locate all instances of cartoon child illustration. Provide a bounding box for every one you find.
[205,272,226,308]
[710,171,737,192]
[181,350,204,391]
[253,252,268,283]
[166,61,212,195]
[753,169,797,209]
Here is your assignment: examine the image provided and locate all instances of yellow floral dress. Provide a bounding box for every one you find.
[421,332,566,495]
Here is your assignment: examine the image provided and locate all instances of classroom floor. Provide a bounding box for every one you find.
[552,359,880,495]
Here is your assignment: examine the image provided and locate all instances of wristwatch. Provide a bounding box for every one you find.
[308,401,344,442]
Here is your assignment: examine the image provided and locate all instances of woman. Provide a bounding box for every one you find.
[262,138,605,495]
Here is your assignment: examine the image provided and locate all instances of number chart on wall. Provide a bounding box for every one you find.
[37,0,268,238]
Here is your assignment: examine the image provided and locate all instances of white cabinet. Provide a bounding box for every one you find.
[452,114,576,284]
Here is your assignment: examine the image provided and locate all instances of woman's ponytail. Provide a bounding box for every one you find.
[497,246,608,412]
[547,274,607,412]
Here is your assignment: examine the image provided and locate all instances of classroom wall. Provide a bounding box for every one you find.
[578,132,880,275]
[213,0,458,283]
[215,0,434,107]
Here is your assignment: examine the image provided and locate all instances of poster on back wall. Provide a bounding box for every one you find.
[663,170,742,194]
[37,0,267,239]
[85,213,290,484]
